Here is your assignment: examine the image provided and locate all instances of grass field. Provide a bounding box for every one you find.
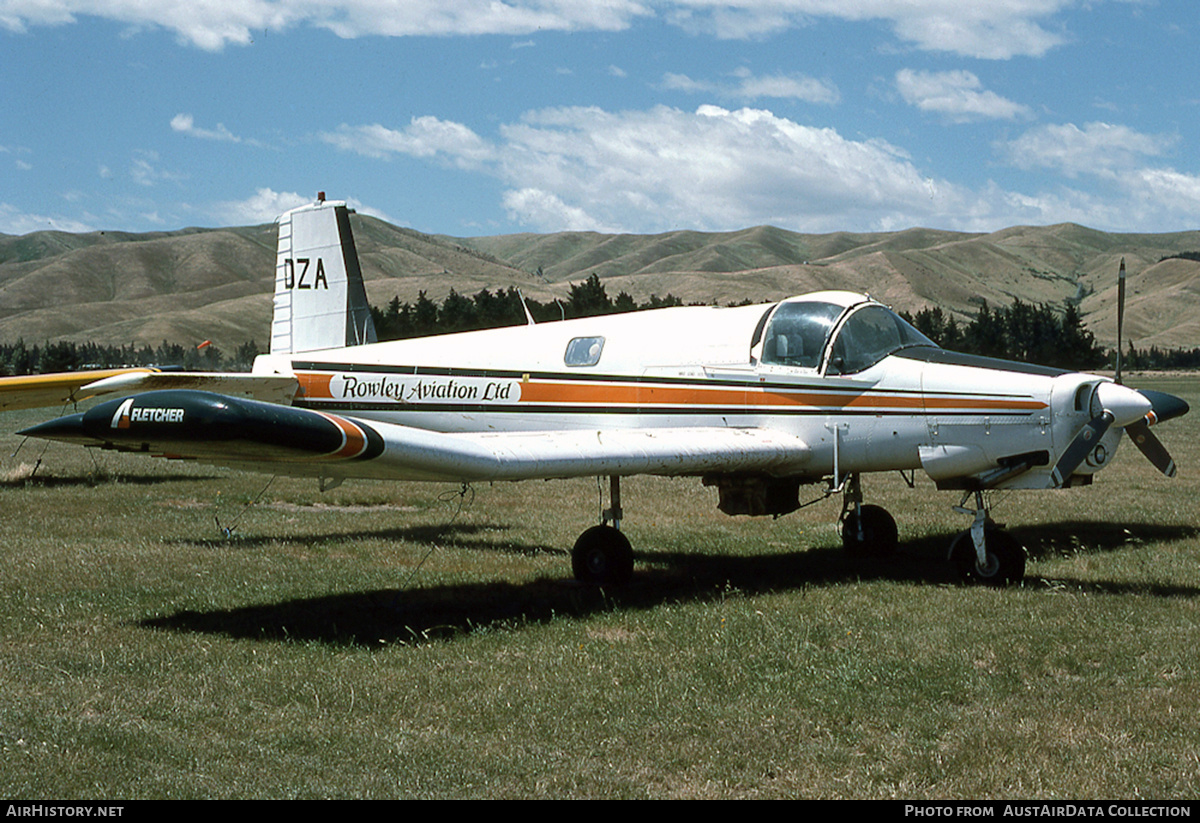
[1,376,1198,798]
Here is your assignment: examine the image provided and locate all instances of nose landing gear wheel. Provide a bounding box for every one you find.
[949,527,1026,586]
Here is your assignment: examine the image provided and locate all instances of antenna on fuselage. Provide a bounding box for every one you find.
[517,289,537,325]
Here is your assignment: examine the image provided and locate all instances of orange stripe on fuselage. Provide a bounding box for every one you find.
[294,369,1046,414]
[518,380,1045,412]
[298,372,334,399]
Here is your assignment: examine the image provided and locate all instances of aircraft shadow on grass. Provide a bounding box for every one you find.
[174,521,567,556]
[141,519,1200,648]
[0,470,224,489]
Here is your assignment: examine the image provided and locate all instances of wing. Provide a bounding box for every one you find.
[0,369,299,413]
[78,370,299,404]
[19,390,812,482]
[0,368,157,411]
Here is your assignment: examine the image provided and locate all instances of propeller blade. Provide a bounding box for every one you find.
[1051,411,1114,488]
[1125,419,1177,477]
[1115,258,1126,384]
[1137,388,1190,426]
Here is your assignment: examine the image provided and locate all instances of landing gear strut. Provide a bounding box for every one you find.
[571,476,634,586]
[949,491,1026,586]
[838,473,898,556]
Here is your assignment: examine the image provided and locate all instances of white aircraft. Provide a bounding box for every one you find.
[17,197,1189,587]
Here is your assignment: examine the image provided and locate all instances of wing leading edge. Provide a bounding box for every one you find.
[19,390,812,483]
[0,368,158,412]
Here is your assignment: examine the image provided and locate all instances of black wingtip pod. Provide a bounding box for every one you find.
[19,390,383,462]
[17,411,91,444]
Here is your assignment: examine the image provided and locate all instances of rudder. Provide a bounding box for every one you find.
[270,196,377,355]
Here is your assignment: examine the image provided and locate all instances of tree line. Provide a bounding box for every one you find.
[2,273,1196,375]
[902,299,1200,371]
[370,275,684,339]
[0,338,259,377]
[900,300,1107,371]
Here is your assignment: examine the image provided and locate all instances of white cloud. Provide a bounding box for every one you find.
[992,122,1200,230]
[661,72,712,94]
[734,71,839,104]
[665,69,839,104]
[1127,168,1200,215]
[0,203,94,234]
[130,150,186,187]
[208,189,395,225]
[322,118,496,167]
[215,188,311,224]
[1001,122,1176,178]
[0,0,1078,58]
[170,113,241,142]
[315,0,647,39]
[502,188,622,232]
[1,143,34,171]
[326,103,980,232]
[896,69,1030,122]
[322,101,1200,234]
[884,1,1070,59]
[0,0,649,50]
[666,0,1072,58]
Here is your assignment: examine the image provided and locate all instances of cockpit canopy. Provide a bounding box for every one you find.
[757,294,937,375]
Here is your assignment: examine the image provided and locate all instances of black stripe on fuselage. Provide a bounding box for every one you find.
[894,348,1069,377]
[306,401,1037,418]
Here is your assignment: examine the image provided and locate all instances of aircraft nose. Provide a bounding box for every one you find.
[1093,381,1153,427]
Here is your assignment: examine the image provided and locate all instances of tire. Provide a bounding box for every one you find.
[571,525,634,586]
[950,527,1026,587]
[840,504,899,556]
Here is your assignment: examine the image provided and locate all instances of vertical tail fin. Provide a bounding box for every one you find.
[270,196,377,355]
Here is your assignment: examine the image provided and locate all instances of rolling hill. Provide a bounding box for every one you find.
[1,215,1197,352]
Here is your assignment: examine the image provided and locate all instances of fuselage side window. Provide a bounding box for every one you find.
[760,301,844,369]
[565,336,605,366]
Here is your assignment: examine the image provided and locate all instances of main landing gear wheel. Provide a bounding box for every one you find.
[572,525,634,587]
[840,504,899,556]
[949,527,1026,587]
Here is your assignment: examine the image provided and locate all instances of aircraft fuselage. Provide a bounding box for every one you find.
[249,294,1114,491]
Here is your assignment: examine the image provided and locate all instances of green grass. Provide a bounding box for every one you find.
[1,377,1198,798]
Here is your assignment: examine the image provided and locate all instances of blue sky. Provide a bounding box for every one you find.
[2,1,1198,238]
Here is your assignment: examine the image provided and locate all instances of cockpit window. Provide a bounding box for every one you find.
[565,336,604,366]
[827,306,937,374]
[760,301,844,369]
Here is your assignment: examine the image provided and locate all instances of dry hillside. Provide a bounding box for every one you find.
[1,216,1197,351]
